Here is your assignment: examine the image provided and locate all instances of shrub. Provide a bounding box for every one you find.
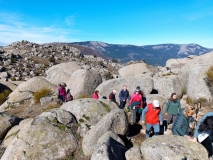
[98,61,104,66]
[33,87,52,104]
[206,66,213,86]
[93,54,97,58]
[104,72,114,80]
[111,58,118,63]
[186,96,193,105]
[0,89,11,105]
[11,77,16,81]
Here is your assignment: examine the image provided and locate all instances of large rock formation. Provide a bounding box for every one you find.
[118,62,151,77]
[66,69,102,98]
[61,98,118,126]
[82,109,128,156]
[125,146,142,160]
[141,135,208,160]
[0,76,56,111]
[91,131,127,160]
[45,62,81,85]
[1,108,78,160]
[96,75,154,100]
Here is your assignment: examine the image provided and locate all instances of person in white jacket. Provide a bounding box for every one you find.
[193,112,213,158]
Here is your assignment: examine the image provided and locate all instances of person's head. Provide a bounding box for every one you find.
[183,106,196,117]
[123,85,127,91]
[58,83,61,86]
[152,100,160,108]
[136,86,140,90]
[94,90,99,94]
[170,93,177,101]
[199,115,213,133]
[113,90,116,94]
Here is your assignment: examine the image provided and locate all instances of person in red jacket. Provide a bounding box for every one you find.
[129,88,143,125]
[92,90,99,99]
[141,100,163,138]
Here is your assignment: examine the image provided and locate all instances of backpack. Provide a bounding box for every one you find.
[66,93,73,101]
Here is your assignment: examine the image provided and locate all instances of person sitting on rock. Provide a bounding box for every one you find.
[130,88,143,125]
[109,90,117,104]
[141,100,163,138]
[59,83,66,102]
[92,90,99,99]
[192,112,213,158]
[165,93,181,125]
[65,89,73,102]
[172,106,196,138]
[118,85,129,109]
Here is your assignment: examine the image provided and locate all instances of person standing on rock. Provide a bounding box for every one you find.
[172,106,196,138]
[109,90,117,104]
[59,83,66,102]
[92,90,99,99]
[192,112,213,158]
[118,85,129,109]
[130,88,143,125]
[165,93,181,125]
[141,100,163,138]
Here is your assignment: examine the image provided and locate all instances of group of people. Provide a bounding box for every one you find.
[57,83,73,102]
[92,85,213,158]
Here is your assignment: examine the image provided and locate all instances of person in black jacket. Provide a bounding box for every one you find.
[118,85,129,109]
[109,90,117,104]
[172,106,196,139]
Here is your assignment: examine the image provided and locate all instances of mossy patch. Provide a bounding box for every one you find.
[100,101,111,112]
[82,114,90,121]
[79,119,85,123]
[4,130,19,140]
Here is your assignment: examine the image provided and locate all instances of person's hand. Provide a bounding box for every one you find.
[141,121,145,124]
[184,135,192,139]
[160,122,163,125]
[165,113,168,115]
[190,137,198,143]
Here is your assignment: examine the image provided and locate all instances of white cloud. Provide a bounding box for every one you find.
[0,12,81,45]
[65,15,75,26]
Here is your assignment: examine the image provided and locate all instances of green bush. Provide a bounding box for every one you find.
[104,72,114,80]
[206,66,213,86]
[33,87,52,104]
[0,89,11,105]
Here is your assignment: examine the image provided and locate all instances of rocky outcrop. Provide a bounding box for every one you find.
[66,69,102,98]
[118,62,151,77]
[0,77,56,111]
[1,108,78,160]
[82,109,128,156]
[45,62,81,85]
[96,75,154,100]
[141,135,208,160]
[61,98,118,126]
[125,146,142,160]
[153,75,182,98]
[91,131,127,160]
[0,113,22,140]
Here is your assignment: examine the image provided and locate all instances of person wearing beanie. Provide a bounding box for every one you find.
[119,85,129,109]
[109,90,117,104]
[141,100,163,138]
[129,87,143,125]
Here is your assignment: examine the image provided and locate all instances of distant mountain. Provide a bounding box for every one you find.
[71,41,213,66]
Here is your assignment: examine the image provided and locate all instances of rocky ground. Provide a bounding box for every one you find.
[0,41,213,159]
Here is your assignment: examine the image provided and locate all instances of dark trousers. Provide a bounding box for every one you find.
[132,108,140,124]
[201,136,213,158]
[167,113,177,124]
[119,101,126,109]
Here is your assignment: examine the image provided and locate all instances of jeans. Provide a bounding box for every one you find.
[167,113,177,124]
[201,136,213,158]
[119,100,126,109]
[146,123,160,138]
[59,95,65,102]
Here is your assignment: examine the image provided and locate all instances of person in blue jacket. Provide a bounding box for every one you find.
[192,112,213,158]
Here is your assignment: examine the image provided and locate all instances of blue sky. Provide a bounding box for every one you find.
[0,0,213,47]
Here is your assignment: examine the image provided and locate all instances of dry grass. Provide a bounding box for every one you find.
[0,89,11,105]
[42,103,61,112]
[206,66,213,86]
[33,87,52,104]
[182,87,187,95]
[186,96,194,105]
[77,94,92,99]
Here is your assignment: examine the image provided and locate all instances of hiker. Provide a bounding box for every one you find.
[59,83,66,102]
[192,112,213,158]
[109,90,117,104]
[65,89,73,102]
[57,83,61,99]
[165,93,181,125]
[136,86,146,108]
[118,85,129,109]
[141,100,163,138]
[172,106,196,138]
[92,90,99,99]
[129,87,143,125]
